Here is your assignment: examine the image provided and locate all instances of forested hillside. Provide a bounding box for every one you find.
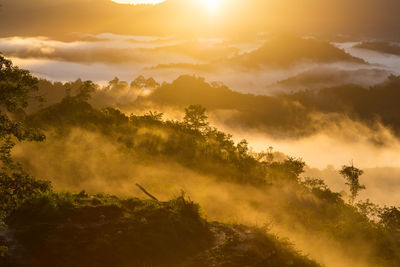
[1,55,400,266]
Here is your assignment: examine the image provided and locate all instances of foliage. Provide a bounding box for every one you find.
[340,164,365,203]
[136,75,315,138]
[24,86,400,265]
[1,192,321,267]
[0,55,51,255]
[2,56,400,266]
[187,223,320,267]
[286,74,400,137]
[1,192,210,266]
[184,104,209,131]
[28,99,267,185]
[379,207,400,233]
[266,157,306,183]
[130,75,160,89]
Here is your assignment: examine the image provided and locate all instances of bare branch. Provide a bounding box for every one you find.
[136,183,159,201]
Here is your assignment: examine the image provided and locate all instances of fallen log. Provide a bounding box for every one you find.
[136,183,159,201]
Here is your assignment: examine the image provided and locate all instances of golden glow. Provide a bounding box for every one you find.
[202,0,220,13]
[112,0,164,4]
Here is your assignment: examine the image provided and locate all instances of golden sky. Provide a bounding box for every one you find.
[112,0,164,4]
[113,0,222,13]
[1,0,400,41]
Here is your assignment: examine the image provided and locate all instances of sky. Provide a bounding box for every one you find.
[2,0,400,40]
[112,0,164,4]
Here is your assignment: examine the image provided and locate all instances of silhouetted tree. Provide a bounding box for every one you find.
[75,81,96,102]
[266,157,305,182]
[130,75,159,89]
[237,139,249,158]
[130,75,147,88]
[144,111,164,121]
[379,207,400,233]
[340,163,365,203]
[0,55,51,255]
[184,105,208,131]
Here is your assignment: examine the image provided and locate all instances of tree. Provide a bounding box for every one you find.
[0,55,51,255]
[0,54,47,159]
[379,207,400,233]
[340,163,365,203]
[266,157,305,182]
[144,111,164,121]
[266,146,274,163]
[184,105,208,131]
[130,75,159,89]
[237,139,249,158]
[75,81,96,102]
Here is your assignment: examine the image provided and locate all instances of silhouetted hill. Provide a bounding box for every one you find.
[227,36,366,68]
[286,75,400,133]
[355,41,400,56]
[134,73,400,138]
[136,75,314,137]
[1,192,320,267]
[150,37,367,70]
[268,68,389,92]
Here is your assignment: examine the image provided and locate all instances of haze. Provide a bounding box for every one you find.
[1,1,400,267]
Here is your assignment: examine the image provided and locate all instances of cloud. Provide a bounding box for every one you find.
[267,67,390,93]
[304,166,400,207]
[336,42,400,73]
[1,35,392,95]
[11,127,391,267]
[0,36,189,64]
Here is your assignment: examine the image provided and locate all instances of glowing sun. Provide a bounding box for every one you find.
[202,0,221,13]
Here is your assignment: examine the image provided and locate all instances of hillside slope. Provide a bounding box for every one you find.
[1,193,319,267]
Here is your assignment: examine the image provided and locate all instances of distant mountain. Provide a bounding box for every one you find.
[151,37,367,70]
[355,41,400,56]
[225,36,366,68]
[268,68,389,93]
[133,73,400,138]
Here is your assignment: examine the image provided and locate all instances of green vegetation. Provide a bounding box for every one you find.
[1,191,323,267]
[3,192,211,266]
[131,73,400,140]
[285,74,400,136]
[0,55,319,266]
[340,164,365,203]
[1,55,400,266]
[32,66,400,142]
[0,55,51,258]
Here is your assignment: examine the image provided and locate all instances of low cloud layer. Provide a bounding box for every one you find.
[3,35,397,96]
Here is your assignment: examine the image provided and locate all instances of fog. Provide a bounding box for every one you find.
[336,42,400,73]
[10,127,389,267]
[3,1,400,266]
[2,35,393,95]
[305,166,400,207]
[4,33,400,230]
[7,34,398,174]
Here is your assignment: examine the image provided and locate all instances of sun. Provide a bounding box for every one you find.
[202,0,221,13]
